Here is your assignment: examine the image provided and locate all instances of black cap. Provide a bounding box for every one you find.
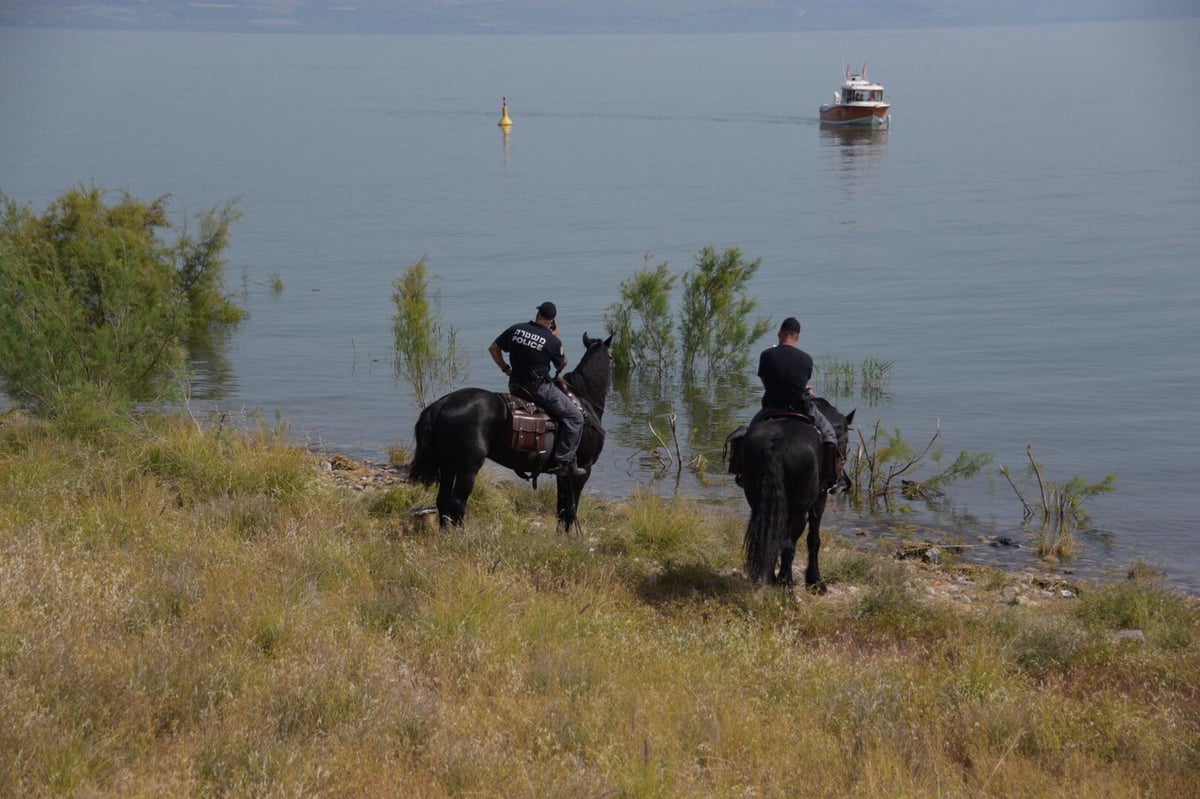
[780,316,801,334]
[536,301,557,321]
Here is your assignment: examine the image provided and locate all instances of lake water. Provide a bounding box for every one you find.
[2,20,1198,591]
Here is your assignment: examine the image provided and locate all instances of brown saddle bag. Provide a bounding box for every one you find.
[505,392,557,454]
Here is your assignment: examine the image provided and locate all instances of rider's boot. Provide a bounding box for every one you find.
[547,458,587,477]
[820,441,841,491]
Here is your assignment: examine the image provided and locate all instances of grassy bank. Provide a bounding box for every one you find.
[1,411,1197,797]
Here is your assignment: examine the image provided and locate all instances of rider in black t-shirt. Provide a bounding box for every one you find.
[757,339,814,413]
[751,316,841,488]
[488,301,586,477]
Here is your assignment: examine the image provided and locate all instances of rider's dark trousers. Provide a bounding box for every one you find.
[527,381,584,465]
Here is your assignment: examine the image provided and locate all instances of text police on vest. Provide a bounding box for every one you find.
[513,330,546,350]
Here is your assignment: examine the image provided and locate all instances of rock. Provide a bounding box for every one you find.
[1112,629,1146,645]
[328,453,357,471]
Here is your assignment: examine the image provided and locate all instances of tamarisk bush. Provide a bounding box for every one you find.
[0,186,242,415]
[391,255,467,408]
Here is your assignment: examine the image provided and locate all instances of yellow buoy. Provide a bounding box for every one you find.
[498,96,513,127]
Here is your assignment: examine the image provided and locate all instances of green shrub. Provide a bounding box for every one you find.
[604,255,677,376]
[0,187,242,414]
[391,256,466,408]
[679,245,772,378]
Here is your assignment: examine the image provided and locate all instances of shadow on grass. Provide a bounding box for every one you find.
[634,562,755,605]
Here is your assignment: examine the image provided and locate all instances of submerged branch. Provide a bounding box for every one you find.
[1000,465,1034,520]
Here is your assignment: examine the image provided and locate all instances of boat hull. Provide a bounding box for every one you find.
[818,104,891,128]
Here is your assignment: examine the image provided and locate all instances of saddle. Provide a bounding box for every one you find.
[724,410,814,472]
[760,409,812,425]
[724,410,833,489]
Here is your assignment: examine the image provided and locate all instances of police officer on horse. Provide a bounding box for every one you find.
[488,301,587,477]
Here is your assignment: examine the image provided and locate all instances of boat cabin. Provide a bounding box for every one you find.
[842,87,884,103]
[838,75,885,105]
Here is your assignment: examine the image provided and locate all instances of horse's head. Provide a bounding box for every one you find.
[566,332,614,415]
[582,331,612,349]
[814,397,855,459]
[578,332,613,373]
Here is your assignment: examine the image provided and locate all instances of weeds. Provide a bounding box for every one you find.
[845,418,992,510]
[1000,444,1117,559]
[1075,578,1197,649]
[816,356,858,396]
[815,355,893,404]
[2,412,1197,797]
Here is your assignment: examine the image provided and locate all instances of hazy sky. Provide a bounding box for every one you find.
[1,0,1195,35]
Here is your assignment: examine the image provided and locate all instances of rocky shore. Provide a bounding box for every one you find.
[313,452,1143,616]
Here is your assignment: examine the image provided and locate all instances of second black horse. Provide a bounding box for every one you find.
[740,397,854,591]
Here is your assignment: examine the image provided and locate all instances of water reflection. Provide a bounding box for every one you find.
[610,370,755,481]
[818,125,888,180]
[185,325,237,400]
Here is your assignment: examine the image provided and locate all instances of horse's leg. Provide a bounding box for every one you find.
[436,468,460,527]
[443,467,480,527]
[777,503,808,589]
[555,472,587,531]
[804,494,829,594]
[776,532,796,588]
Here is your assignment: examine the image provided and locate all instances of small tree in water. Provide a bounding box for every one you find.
[604,255,677,377]
[679,245,772,379]
[606,245,771,380]
[392,256,467,408]
[605,246,770,475]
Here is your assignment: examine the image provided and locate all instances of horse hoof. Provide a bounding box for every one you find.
[807,581,828,596]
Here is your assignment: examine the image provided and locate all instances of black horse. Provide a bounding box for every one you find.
[408,333,613,529]
[741,398,854,591]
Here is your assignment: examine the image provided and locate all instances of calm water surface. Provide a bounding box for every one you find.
[2,20,1198,590]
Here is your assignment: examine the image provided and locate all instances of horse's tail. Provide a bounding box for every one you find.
[408,399,442,486]
[743,440,790,583]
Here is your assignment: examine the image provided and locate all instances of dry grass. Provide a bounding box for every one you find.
[1,410,1198,797]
